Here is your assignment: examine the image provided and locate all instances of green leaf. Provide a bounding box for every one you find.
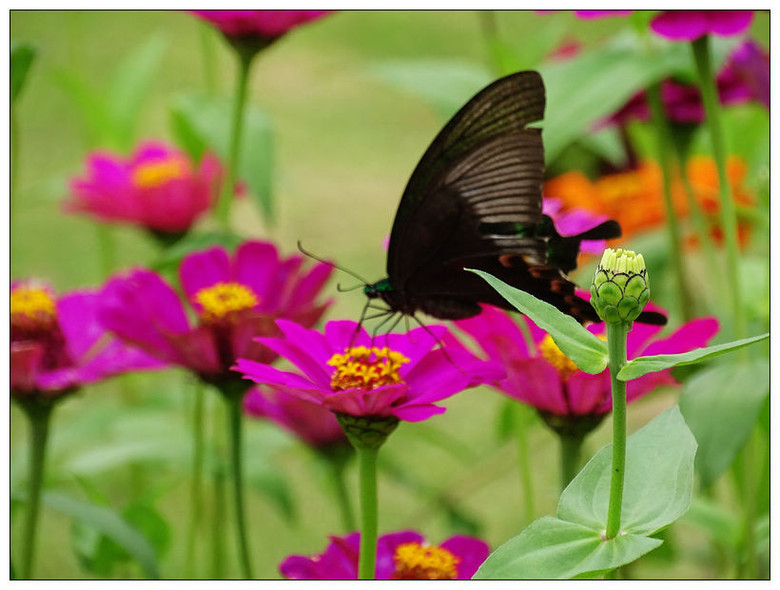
[11,41,37,104]
[558,407,696,536]
[467,268,608,374]
[473,516,661,579]
[52,69,113,146]
[169,93,275,221]
[679,359,769,487]
[366,59,493,120]
[681,498,740,552]
[539,35,691,161]
[13,491,160,579]
[105,34,166,150]
[617,333,769,381]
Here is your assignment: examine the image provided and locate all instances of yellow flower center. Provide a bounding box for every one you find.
[392,542,460,580]
[10,286,57,328]
[539,334,579,380]
[132,157,188,189]
[194,282,259,323]
[327,346,410,391]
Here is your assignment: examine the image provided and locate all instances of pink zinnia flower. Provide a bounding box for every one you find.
[455,302,718,432]
[280,530,489,579]
[542,197,613,255]
[11,280,163,399]
[233,320,503,422]
[574,10,633,19]
[191,10,330,40]
[66,141,222,236]
[98,240,333,388]
[650,10,754,42]
[244,386,348,450]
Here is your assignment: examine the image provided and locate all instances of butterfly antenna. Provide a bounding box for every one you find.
[337,282,365,293]
[297,241,372,286]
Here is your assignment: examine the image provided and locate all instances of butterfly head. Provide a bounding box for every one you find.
[364,278,393,300]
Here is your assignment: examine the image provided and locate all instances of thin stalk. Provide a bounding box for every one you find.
[605,321,629,540]
[478,10,505,76]
[19,402,53,579]
[209,400,226,579]
[735,431,758,578]
[646,83,694,321]
[184,382,206,578]
[326,452,356,532]
[514,407,535,524]
[10,106,19,232]
[356,445,379,580]
[215,52,255,230]
[226,396,253,579]
[559,432,584,492]
[691,35,743,338]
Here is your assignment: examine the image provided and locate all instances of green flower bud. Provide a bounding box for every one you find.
[590,248,650,325]
[336,413,399,450]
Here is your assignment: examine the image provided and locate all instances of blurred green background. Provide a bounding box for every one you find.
[10,10,769,579]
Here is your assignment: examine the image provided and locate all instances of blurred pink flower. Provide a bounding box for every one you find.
[280,530,489,579]
[11,280,163,399]
[66,141,222,236]
[234,320,503,422]
[650,10,754,41]
[574,10,632,19]
[455,302,718,433]
[542,197,612,255]
[98,240,333,388]
[191,10,329,39]
[244,386,348,449]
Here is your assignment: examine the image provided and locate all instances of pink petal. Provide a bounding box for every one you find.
[233,241,280,308]
[376,531,425,579]
[707,10,754,37]
[440,536,491,579]
[501,359,569,415]
[233,358,322,394]
[56,290,104,360]
[403,350,472,404]
[566,371,611,415]
[325,320,370,353]
[650,11,709,41]
[285,262,333,311]
[11,342,45,393]
[179,246,231,306]
[322,384,407,416]
[392,403,446,422]
[641,317,719,357]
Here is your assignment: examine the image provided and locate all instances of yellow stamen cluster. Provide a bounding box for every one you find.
[11,286,57,326]
[392,542,460,580]
[539,334,578,380]
[195,282,259,323]
[132,158,188,189]
[327,346,409,391]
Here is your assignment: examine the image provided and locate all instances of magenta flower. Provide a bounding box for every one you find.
[650,10,754,41]
[191,10,329,40]
[574,10,632,19]
[281,530,490,579]
[10,280,163,399]
[542,197,612,255]
[66,141,222,237]
[233,320,503,422]
[244,386,348,449]
[98,240,333,387]
[455,302,718,432]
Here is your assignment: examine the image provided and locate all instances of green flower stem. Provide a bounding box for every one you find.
[691,35,744,338]
[10,106,19,231]
[605,321,629,540]
[324,449,356,532]
[226,394,254,579]
[18,401,54,579]
[215,51,255,230]
[356,445,379,579]
[185,382,206,578]
[646,82,694,322]
[478,10,506,76]
[209,398,227,579]
[559,432,584,492]
[199,21,218,96]
[735,430,759,578]
[514,407,536,524]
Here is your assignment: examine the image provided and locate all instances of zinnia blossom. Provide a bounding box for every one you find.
[542,197,613,256]
[191,10,329,41]
[11,280,162,399]
[233,320,503,422]
[244,386,348,450]
[544,156,754,243]
[98,240,333,388]
[454,303,718,435]
[66,141,222,237]
[650,10,754,41]
[280,530,490,580]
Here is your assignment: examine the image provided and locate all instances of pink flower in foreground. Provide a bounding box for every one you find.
[66,141,222,236]
[234,320,503,422]
[11,281,163,399]
[191,10,329,40]
[281,530,489,579]
[455,302,718,433]
[650,10,754,41]
[99,240,333,388]
[244,386,347,450]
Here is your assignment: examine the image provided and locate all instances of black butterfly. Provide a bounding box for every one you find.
[361,70,664,326]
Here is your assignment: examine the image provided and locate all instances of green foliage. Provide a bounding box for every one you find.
[468,268,609,374]
[170,93,275,222]
[475,408,696,579]
[680,359,769,487]
[11,41,37,104]
[617,333,769,381]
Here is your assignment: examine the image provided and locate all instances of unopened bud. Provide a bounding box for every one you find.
[590,248,650,325]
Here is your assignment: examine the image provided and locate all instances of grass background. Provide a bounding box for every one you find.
[10,10,769,579]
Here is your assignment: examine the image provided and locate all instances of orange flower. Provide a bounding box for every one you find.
[544,156,754,246]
